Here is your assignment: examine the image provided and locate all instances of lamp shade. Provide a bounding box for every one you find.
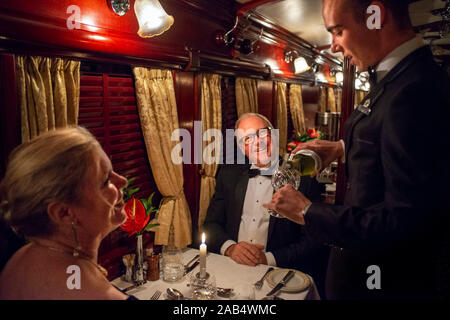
[134,0,174,38]
[293,56,310,74]
[335,72,344,83]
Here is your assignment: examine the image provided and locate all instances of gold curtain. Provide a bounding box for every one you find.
[354,90,367,108]
[318,86,327,112]
[336,89,342,113]
[132,68,192,248]
[276,82,287,156]
[15,56,80,142]
[198,74,222,228]
[289,84,307,135]
[235,78,258,117]
[327,87,337,112]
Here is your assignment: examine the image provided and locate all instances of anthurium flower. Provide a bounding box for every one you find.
[120,197,150,237]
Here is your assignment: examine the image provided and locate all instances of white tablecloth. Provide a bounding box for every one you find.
[112,248,320,300]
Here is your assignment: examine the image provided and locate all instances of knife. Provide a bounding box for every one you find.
[184,254,199,270]
[266,270,295,296]
[122,284,138,293]
[184,260,199,275]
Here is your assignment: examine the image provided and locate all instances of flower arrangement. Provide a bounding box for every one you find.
[120,178,159,237]
[287,128,324,153]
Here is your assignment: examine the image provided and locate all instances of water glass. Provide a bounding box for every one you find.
[162,246,184,282]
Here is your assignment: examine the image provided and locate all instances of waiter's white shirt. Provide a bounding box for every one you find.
[220,164,277,266]
[375,36,425,82]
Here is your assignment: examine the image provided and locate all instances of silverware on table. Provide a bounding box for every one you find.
[122,284,139,293]
[265,270,295,297]
[254,267,274,290]
[184,254,199,269]
[149,290,162,300]
[167,288,185,300]
[184,260,199,275]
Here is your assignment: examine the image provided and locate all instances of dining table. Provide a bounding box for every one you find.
[111,248,321,300]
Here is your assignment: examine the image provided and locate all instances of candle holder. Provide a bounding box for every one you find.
[195,271,210,280]
[189,272,216,300]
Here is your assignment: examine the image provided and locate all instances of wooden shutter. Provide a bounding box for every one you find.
[79,70,159,279]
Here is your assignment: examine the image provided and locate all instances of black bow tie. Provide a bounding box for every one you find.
[368,66,377,87]
[248,168,272,178]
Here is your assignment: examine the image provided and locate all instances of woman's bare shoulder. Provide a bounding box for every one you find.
[0,244,126,300]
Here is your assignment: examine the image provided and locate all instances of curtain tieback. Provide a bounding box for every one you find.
[199,169,215,179]
[161,188,185,205]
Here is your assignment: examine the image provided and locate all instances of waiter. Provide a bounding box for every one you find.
[264,0,450,299]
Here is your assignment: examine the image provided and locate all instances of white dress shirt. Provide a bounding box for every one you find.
[375,36,425,83]
[220,165,277,266]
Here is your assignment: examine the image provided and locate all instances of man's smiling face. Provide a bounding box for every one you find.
[236,116,273,168]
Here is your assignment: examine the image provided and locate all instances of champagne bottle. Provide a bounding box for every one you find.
[283,149,322,176]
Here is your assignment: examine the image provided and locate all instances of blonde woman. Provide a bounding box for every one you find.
[0,126,132,299]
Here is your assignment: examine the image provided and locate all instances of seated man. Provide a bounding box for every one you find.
[201,113,329,293]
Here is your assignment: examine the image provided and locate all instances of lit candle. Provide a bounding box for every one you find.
[199,232,207,278]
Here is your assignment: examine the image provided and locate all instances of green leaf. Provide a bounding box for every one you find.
[147,193,154,204]
[145,223,160,231]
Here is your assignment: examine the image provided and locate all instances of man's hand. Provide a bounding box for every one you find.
[293,139,343,170]
[263,184,311,225]
[225,242,266,266]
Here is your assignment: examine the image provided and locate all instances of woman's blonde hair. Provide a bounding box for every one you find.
[0,126,100,238]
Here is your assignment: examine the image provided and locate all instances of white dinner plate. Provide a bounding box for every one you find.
[266,268,311,293]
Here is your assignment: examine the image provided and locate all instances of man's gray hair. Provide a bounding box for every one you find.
[234,113,274,130]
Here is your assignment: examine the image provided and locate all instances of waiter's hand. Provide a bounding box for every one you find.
[293,139,343,171]
[225,242,265,266]
[263,184,311,225]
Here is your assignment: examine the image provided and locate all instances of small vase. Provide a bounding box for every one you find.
[133,234,146,285]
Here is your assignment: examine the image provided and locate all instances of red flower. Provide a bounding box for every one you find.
[120,197,150,237]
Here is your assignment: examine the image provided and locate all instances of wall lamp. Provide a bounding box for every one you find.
[108,0,174,38]
[285,50,311,74]
[329,67,344,84]
[134,0,174,38]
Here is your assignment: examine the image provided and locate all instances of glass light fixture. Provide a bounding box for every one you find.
[134,0,174,38]
[293,57,310,74]
[316,72,326,82]
[335,71,344,83]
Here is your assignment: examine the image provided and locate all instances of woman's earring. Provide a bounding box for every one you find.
[71,221,82,257]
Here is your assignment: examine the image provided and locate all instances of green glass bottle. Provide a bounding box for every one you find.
[283,149,322,176]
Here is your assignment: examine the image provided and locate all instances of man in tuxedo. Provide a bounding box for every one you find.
[201,113,329,294]
[264,0,450,299]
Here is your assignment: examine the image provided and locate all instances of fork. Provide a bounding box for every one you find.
[254,267,274,290]
[149,290,162,300]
